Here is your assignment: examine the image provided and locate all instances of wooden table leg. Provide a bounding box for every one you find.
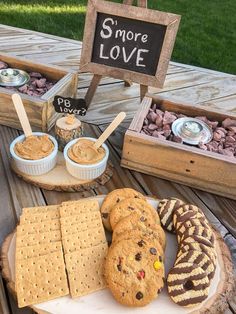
[84,74,102,107]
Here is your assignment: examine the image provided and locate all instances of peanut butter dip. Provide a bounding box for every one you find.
[68,139,105,165]
[14,135,54,160]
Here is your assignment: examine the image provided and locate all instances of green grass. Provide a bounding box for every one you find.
[0,0,235,74]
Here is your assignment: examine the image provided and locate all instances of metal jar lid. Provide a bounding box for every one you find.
[171,117,213,145]
[0,68,30,87]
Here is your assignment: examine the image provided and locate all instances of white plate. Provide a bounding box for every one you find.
[8,196,222,314]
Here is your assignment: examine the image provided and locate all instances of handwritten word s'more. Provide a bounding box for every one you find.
[99,17,149,67]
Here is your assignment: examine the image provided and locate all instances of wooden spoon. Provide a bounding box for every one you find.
[94,112,126,149]
[12,93,33,137]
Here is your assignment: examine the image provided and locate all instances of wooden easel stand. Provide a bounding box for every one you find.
[85,0,149,107]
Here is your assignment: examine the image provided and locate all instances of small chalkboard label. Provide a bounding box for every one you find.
[80,0,181,88]
[53,96,87,116]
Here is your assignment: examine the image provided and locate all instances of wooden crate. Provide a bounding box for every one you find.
[0,53,78,131]
[121,95,236,200]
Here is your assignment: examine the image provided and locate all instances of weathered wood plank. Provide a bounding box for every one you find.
[0,151,16,246]
[159,76,236,104]
[224,234,236,266]
[80,75,236,125]
[0,276,10,314]
[77,64,192,90]
[200,94,236,114]
[0,42,80,56]
[0,24,82,45]
[0,28,25,36]
[0,127,46,218]
[80,70,224,104]
[192,191,236,237]
[170,61,235,77]
[16,49,81,71]
[8,292,34,314]
[0,34,57,46]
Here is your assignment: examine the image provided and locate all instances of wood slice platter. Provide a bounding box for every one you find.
[10,152,113,192]
[1,196,235,314]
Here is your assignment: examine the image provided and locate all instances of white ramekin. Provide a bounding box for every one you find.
[10,132,58,176]
[64,137,109,180]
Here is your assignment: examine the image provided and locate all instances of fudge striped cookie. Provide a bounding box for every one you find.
[178,225,215,245]
[176,217,210,241]
[167,262,210,307]
[100,188,145,231]
[173,205,205,230]
[178,243,217,266]
[157,198,185,233]
[105,238,165,307]
[181,234,215,249]
[175,250,215,280]
[110,198,160,230]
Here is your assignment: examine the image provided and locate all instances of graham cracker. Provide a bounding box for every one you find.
[59,199,99,217]
[17,220,60,235]
[60,211,101,227]
[15,250,69,308]
[62,227,106,254]
[60,218,103,238]
[16,241,62,260]
[16,229,61,248]
[20,210,59,224]
[22,205,59,216]
[65,243,108,298]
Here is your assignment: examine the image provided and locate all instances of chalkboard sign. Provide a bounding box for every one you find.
[92,13,166,76]
[53,96,87,116]
[80,0,181,88]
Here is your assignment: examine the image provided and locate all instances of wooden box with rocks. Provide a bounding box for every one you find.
[0,53,78,131]
[121,95,236,200]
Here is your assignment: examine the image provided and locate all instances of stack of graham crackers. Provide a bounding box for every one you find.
[15,199,108,308]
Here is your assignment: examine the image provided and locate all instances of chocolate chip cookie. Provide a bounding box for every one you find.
[100,188,145,231]
[110,198,160,230]
[112,228,165,254]
[105,238,165,307]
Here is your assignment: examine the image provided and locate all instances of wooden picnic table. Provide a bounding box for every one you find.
[0,24,235,314]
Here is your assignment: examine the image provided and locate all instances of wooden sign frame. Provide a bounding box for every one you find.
[80,0,181,89]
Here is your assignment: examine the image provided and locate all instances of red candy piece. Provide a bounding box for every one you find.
[137,270,145,280]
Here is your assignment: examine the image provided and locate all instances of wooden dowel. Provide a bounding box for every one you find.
[12,94,32,137]
[94,112,126,149]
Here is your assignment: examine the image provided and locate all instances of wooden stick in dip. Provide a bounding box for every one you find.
[12,93,54,160]
[94,112,126,149]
